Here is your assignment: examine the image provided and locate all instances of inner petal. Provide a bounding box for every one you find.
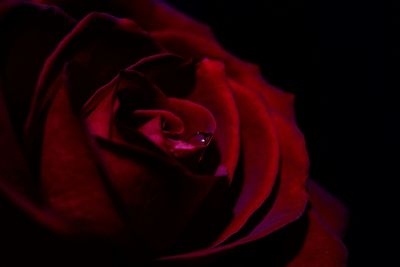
[166,98,216,140]
[132,98,217,165]
[133,109,185,137]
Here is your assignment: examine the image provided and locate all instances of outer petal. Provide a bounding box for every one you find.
[95,136,228,255]
[0,88,70,235]
[225,80,309,242]
[282,180,348,267]
[307,180,348,237]
[150,27,296,120]
[0,2,74,235]
[189,59,240,181]
[286,209,348,267]
[155,71,283,263]
[149,17,310,265]
[128,53,197,98]
[40,67,125,236]
[0,3,74,135]
[83,69,226,254]
[209,76,280,245]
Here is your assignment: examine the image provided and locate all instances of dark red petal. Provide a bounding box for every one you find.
[307,180,348,238]
[284,182,348,267]
[41,69,125,236]
[82,76,120,140]
[210,79,280,245]
[127,53,197,98]
[0,3,74,135]
[155,79,308,262]
[94,136,228,255]
[286,209,348,267]
[150,28,259,76]
[166,98,216,140]
[0,89,70,234]
[134,109,184,136]
[156,82,281,262]
[26,11,161,142]
[134,112,192,158]
[232,64,296,121]
[150,28,296,120]
[189,59,240,180]
[225,77,308,242]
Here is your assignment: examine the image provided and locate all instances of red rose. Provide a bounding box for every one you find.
[0,0,347,266]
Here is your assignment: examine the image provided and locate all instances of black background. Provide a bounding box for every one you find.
[166,0,392,266]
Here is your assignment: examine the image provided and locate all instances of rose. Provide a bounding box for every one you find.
[0,0,347,266]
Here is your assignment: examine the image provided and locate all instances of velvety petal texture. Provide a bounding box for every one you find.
[0,1,347,266]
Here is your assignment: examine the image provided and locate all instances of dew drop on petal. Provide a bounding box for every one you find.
[188,132,213,147]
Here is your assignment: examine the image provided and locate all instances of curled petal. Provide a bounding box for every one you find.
[41,69,125,236]
[26,11,161,142]
[189,59,240,181]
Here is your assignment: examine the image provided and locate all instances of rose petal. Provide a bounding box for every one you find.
[134,109,184,136]
[307,180,348,238]
[0,88,70,234]
[233,65,296,121]
[151,29,228,63]
[128,53,197,98]
[286,209,348,267]
[189,59,240,181]
[209,79,280,245]
[166,98,216,140]
[215,77,308,244]
[84,69,169,148]
[83,69,166,142]
[156,82,281,262]
[82,76,118,139]
[150,28,296,120]
[94,136,229,255]
[41,68,125,236]
[26,11,161,142]
[155,76,308,263]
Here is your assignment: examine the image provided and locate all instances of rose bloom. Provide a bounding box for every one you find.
[0,0,347,266]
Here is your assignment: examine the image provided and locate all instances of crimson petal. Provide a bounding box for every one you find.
[41,67,125,236]
[286,209,348,267]
[128,53,197,98]
[94,136,228,255]
[26,11,161,144]
[189,59,240,181]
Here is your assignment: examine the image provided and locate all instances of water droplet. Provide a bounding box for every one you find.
[189,132,213,147]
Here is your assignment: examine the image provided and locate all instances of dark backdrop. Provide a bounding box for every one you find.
[166,0,391,266]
